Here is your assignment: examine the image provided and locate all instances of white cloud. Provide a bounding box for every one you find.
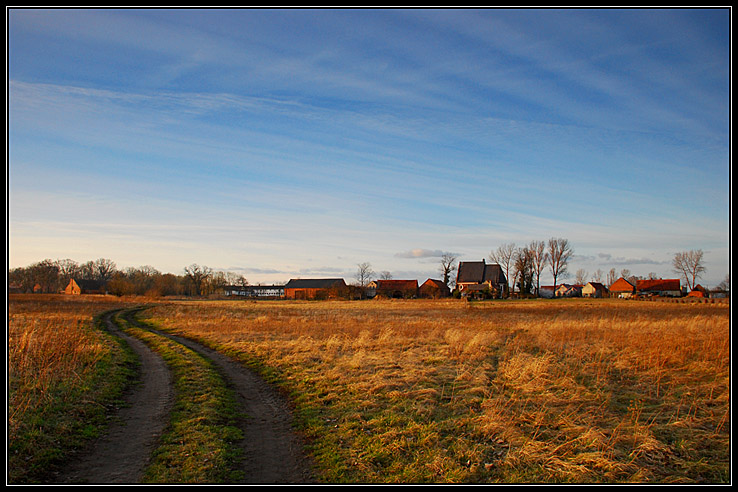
[395,248,449,259]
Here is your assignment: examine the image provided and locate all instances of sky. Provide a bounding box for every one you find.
[7,8,731,287]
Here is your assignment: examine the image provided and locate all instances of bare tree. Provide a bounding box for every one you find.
[55,258,81,283]
[575,269,588,285]
[93,258,118,282]
[226,272,249,288]
[79,261,96,280]
[439,253,457,287]
[208,271,229,294]
[529,240,548,297]
[184,263,212,296]
[512,246,534,296]
[673,249,706,291]
[124,265,162,295]
[607,268,617,287]
[379,271,393,280]
[28,259,60,293]
[490,243,516,295]
[592,269,603,283]
[355,262,374,288]
[717,274,730,293]
[547,237,573,292]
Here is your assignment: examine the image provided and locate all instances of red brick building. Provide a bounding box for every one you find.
[368,279,418,299]
[283,278,347,300]
[419,279,451,299]
[609,277,635,298]
[636,279,681,297]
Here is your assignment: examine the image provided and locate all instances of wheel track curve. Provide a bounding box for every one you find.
[122,308,315,484]
[58,310,174,483]
[59,307,314,484]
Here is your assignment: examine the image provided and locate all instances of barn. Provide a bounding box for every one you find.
[609,277,636,298]
[369,279,419,299]
[419,279,451,299]
[64,279,106,295]
[284,278,347,300]
[636,278,681,297]
[687,284,709,298]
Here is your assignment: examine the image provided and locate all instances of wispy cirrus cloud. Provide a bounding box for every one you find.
[595,253,668,267]
[8,9,729,286]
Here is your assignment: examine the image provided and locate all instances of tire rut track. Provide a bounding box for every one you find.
[60,307,314,484]
[123,308,315,484]
[58,310,174,484]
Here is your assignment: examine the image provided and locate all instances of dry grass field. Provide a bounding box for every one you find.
[8,295,730,483]
[8,295,138,482]
[8,295,134,430]
[145,297,730,483]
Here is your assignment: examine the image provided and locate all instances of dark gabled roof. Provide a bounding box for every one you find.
[374,279,418,290]
[420,279,448,289]
[585,282,608,290]
[73,279,106,290]
[456,260,506,285]
[636,279,680,292]
[284,278,346,289]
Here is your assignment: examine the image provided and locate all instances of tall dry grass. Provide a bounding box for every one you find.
[9,297,120,425]
[146,298,730,483]
[8,294,138,482]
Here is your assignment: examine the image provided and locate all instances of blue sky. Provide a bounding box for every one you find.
[8,8,731,287]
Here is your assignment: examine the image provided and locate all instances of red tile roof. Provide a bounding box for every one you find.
[609,278,635,292]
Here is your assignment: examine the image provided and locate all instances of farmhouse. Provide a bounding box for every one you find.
[609,277,636,298]
[686,284,709,298]
[284,278,347,300]
[455,259,508,298]
[368,279,418,299]
[419,279,451,299]
[582,282,608,298]
[64,278,106,295]
[636,278,681,297]
[556,284,583,298]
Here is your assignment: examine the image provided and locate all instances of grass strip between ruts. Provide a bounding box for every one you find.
[116,309,245,483]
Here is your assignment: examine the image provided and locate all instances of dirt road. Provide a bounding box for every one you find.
[58,311,174,483]
[59,308,314,484]
[133,313,315,483]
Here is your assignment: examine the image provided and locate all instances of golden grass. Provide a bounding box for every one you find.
[8,296,131,431]
[8,294,140,482]
[145,298,730,483]
[9,295,728,483]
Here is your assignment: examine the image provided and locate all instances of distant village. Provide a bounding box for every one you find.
[216,259,724,301]
[10,254,727,301]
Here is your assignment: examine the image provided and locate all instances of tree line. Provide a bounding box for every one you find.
[486,238,574,297]
[8,245,723,299]
[7,258,248,297]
